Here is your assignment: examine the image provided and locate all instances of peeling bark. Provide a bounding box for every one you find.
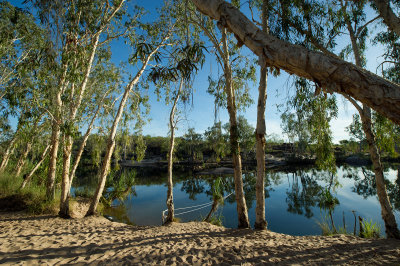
[190,0,400,125]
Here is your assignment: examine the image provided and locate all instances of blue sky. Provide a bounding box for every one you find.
[124,0,383,143]
[10,0,386,143]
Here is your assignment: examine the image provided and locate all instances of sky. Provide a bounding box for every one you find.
[9,0,387,143]
[120,0,384,143]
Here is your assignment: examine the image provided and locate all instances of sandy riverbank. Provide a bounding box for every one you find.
[0,211,399,265]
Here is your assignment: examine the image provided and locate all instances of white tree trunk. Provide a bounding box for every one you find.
[0,135,18,174]
[165,79,183,224]
[15,142,32,177]
[221,27,249,228]
[59,36,100,218]
[190,0,400,125]
[86,39,168,216]
[46,108,61,201]
[69,96,105,185]
[255,0,268,230]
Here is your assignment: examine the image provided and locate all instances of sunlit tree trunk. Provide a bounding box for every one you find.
[165,79,183,224]
[46,104,61,201]
[0,114,23,175]
[20,144,50,189]
[255,0,268,230]
[189,0,400,125]
[14,142,32,177]
[69,96,105,186]
[86,41,166,216]
[221,27,249,228]
[0,134,18,174]
[59,35,100,218]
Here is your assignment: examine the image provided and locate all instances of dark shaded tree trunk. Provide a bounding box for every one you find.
[360,107,400,239]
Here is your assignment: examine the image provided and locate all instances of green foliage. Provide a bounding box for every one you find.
[317,214,348,236]
[204,122,228,162]
[102,169,136,206]
[74,186,96,198]
[0,171,58,214]
[346,114,365,144]
[206,213,224,226]
[373,112,400,157]
[177,128,204,162]
[223,115,255,158]
[318,188,339,211]
[281,78,337,173]
[360,219,381,239]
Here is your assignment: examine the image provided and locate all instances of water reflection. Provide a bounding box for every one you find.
[74,164,400,235]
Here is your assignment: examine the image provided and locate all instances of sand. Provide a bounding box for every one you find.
[0,211,399,265]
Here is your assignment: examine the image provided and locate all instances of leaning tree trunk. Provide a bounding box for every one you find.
[0,134,18,174]
[165,80,183,224]
[360,107,400,239]
[15,142,32,177]
[221,27,249,228]
[69,96,105,186]
[20,144,50,189]
[204,200,219,222]
[59,36,101,218]
[190,0,400,126]
[85,39,167,216]
[255,0,268,230]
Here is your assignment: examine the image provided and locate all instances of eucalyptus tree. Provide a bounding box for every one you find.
[189,0,400,125]
[281,78,338,173]
[0,1,49,175]
[0,1,45,103]
[335,0,399,239]
[270,0,400,238]
[149,43,206,223]
[85,10,176,216]
[187,0,256,228]
[250,0,270,230]
[28,0,128,205]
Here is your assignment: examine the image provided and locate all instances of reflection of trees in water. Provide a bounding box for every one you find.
[387,167,400,210]
[285,171,323,218]
[178,171,281,210]
[285,169,340,219]
[342,165,400,211]
[180,177,205,200]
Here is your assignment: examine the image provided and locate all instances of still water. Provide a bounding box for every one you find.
[80,164,400,236]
